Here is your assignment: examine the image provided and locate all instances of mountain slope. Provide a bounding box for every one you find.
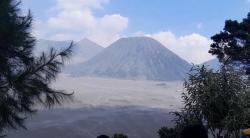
[71,37,191,81]
[202,58,220,69]
[34,39,71,55]
[35,38,104,64]
[73,38,104,63]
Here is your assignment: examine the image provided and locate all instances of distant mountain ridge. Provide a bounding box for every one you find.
[69,37,191,81]
[73,38,104,63]
[35,38,104,64]
[34,39,72,55]
[201,58,221,69]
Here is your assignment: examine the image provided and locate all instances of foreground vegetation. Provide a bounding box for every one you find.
[159,12,250,138]
[0,0,73,136]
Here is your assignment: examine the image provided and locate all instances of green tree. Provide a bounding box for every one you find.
[209,12,250,78]
[180,65,249,138]
[0,0,73,135]
[160,65,250,138]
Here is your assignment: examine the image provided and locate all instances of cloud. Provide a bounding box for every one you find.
[143,31,213,64]
[34,0,128,46]
[32,0,212,64]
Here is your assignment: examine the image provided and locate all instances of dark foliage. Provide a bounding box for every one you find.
[180,125,208,138]
[97,135,110,138]
[179,65,249,138]
[0,0,73,135]
[209,12,250,78]
[159,65,250,138]
[158,127,179,138]
[112,133,128,138]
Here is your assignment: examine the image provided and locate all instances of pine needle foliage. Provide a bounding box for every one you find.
[0,0,74,135]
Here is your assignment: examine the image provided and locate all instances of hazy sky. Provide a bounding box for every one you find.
[21,0,250,64]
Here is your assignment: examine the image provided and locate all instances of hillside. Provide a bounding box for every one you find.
[70,37,191,81]
[35,38,104,64]
[202,58,220,69]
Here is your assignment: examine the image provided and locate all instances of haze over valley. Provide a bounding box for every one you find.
[8,37,201,138]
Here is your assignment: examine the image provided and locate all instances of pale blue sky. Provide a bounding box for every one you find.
[21,0,250,63]
[22,0,250,37]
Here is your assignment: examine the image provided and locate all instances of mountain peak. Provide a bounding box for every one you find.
[117,36,161,45]
[119,36,154,41]
[77,38,102,47]
[107,36,168,51]
[35,39,104,65]
[70,37,191,81]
